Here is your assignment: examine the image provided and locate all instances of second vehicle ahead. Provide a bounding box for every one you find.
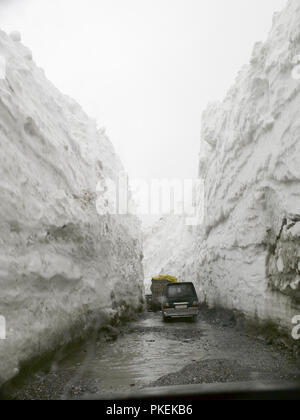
[161,282,199,322]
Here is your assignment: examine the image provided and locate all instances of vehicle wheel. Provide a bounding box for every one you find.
[163,315,169,322]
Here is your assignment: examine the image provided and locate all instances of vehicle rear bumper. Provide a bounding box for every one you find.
[163,308,199,318]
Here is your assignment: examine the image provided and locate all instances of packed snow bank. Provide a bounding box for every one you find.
[197,0,300,330]
[143,216,196,293]
[0,30,144,384]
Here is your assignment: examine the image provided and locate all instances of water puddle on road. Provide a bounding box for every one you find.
[55,313,207,398]
[5,312,300,400]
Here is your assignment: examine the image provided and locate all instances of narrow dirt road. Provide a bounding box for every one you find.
[5,312,300,400]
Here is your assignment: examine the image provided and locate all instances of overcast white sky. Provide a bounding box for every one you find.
[0,0,287,180]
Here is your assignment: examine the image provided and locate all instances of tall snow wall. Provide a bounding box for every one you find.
[197,0,300,330]
[0,30,144,384]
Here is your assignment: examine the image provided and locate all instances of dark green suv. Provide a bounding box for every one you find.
[161,282,199,321]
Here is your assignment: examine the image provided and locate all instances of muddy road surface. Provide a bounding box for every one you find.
[3,312,300,400]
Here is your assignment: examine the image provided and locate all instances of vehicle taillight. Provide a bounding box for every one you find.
[193,301,199,308]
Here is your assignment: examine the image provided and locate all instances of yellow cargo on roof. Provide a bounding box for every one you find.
[152,275,178,283]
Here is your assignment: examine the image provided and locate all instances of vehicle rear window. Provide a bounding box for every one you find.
[166,284,196,298]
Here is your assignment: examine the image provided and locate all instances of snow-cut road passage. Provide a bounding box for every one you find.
[4,312,300,400]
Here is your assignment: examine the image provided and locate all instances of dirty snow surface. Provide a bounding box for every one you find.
[0,30,144,385]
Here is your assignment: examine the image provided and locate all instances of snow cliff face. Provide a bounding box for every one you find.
[197,0,300,329]
[0,31,144,384]
[143,216,196,293]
